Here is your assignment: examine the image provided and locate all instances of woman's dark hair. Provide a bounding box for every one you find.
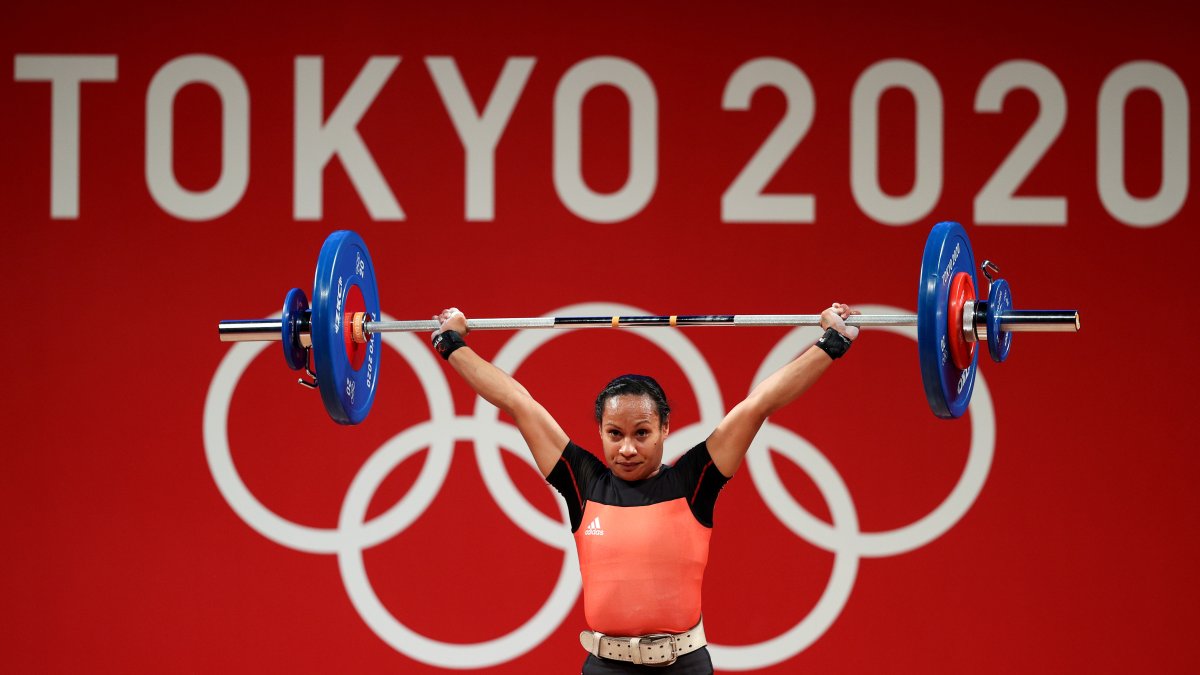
[594,374,671,427]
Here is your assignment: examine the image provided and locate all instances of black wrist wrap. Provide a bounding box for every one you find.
[816,327,853,360]
[432,330,467,361]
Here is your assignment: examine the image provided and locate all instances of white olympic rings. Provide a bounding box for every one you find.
[203,301,995,671]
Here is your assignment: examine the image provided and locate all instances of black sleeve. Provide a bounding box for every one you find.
[545,441,605,532]
[670,440,731,528]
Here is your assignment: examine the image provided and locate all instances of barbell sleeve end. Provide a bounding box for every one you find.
[997,310,1080,332]
[219,319,284,342]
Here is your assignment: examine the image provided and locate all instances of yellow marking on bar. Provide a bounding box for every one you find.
[670,315,677,327]
[612,316,619,328]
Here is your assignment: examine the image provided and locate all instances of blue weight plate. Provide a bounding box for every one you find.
[917,221,978,419]
[986,278,1013,363]
[281,287,310,371]
[310,230,381,425]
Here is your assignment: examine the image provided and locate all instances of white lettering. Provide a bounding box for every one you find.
[973,60,1068,225]
[941,242,961,286]
[1097,61,1190,227]
[294,56,404,221]
[427,56,535,221]
[851,59,943,225]
[13,54,118,219]
[366,339,376,390]
[956,366,971,394]
[11,54,1191,230]
[145,54,250,221]
[334,276,344,333]
[553,56,658,223]
[721,58,816,223]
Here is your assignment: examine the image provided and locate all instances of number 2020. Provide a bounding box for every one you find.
[722,58,1189,228]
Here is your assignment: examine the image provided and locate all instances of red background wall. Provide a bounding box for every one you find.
[3,1,1197,672]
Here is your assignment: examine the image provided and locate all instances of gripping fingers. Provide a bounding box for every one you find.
[434,307,469,335]
[831,302,858,318]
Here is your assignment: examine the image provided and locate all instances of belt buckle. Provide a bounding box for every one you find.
[639,634,677,667]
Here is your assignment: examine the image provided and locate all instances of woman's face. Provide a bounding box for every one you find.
[598,394,669,481]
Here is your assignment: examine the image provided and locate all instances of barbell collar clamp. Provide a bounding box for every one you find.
[963,300,978,343]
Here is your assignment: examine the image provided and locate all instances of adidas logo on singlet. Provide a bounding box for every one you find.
[583,517,605,536]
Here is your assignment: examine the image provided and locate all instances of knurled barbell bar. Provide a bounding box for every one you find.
[217,222,1080,424]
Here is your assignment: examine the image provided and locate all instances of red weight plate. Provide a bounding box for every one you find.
[947,272,976,371]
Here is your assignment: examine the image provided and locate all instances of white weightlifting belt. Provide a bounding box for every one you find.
[579,618,706,667]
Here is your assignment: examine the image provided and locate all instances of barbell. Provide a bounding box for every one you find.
[217,222,1080,425]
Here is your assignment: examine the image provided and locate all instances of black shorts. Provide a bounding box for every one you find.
[581,646,713,674]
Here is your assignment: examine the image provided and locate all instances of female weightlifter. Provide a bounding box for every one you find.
[429,303,860,674]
